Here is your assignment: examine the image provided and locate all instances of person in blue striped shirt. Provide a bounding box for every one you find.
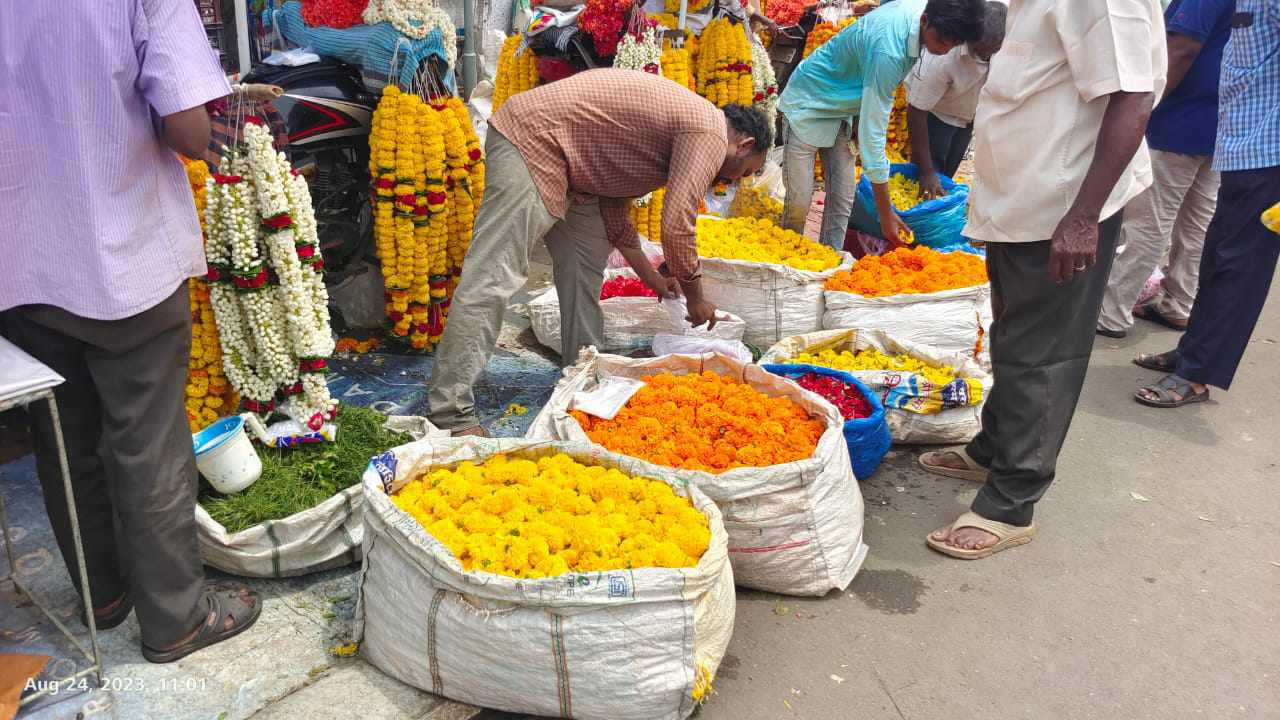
[1135,0,1280,408]
[777,0,986,250]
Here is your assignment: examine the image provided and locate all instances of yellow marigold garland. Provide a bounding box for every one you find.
[493,34,540,113]
[695,17,753,108]
[392,452,711,577]
[181,157,239,432]
[660,45,695,91]
[886,84,911,162]
[631,188,666,243]
[696,216,841,271]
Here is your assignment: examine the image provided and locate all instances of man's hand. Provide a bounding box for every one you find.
[750,12,780,35]
[879,212,912,248]
[685,297,721,331]
[918,170,945,200]
[1048,209,1098,284]
[617,244,677,298]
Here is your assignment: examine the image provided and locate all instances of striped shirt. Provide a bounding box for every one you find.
[1213,0,1280,172]
[489,69,728,283]
[0,0,231,320]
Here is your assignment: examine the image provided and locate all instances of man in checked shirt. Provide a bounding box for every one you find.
[427,69,770,436]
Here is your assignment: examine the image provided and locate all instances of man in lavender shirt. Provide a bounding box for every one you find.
[0,0,260,662]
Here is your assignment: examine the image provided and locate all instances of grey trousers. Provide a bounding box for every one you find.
[427,130,612,431]
[3,284,205,649]
[781,116,857,250]
[965,212,1123,527]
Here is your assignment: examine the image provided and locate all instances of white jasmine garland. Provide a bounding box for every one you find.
[750,40,779,132]
[364,0,458,63]
[613,27,662,73]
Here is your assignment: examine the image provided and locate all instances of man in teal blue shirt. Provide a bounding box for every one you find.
[778,0,985,249]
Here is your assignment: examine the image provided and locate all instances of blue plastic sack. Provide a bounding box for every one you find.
[276,2,456,93]
[850,162,970,250]
[762,364,892,480]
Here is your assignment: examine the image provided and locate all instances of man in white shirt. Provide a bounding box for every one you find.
[917,0,1167,559]
[905,0,1007,198]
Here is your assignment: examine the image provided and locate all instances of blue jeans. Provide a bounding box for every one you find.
[781,117,857,251]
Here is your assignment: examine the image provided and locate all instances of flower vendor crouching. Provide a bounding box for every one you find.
[0,0,261,661]
[427,69,770,437]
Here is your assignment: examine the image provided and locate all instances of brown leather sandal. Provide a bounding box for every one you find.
[81,590,133,630]
[141,585,261,664]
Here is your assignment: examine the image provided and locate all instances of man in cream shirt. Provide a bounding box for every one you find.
[918,0,1167,559]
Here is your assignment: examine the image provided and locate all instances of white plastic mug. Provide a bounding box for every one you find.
[193,415,262,495]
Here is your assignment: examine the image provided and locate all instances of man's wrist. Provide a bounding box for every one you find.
[679,278,704,302]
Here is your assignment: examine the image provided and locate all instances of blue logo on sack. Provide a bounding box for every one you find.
[371,451,398,492]
[608,574,630,599]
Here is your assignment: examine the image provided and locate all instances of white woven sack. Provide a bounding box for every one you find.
[822,284,993,365]
[356,437,735,720]
[527,267,747,357]
[195,415,440,577]
[526,349,867,596]
[760,329,992,444]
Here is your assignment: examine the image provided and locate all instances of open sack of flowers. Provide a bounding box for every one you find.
[195,413,440,577]
[526,349,867,597]
[694,217,855,347]
[822,246,992,364]
[758,365,891,480]
[527,267,747,358]
[356,437,735,720]
[762,329,992,444]
[851,162,971,250]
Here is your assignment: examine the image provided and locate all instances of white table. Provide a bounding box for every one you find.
[0,336,103,704]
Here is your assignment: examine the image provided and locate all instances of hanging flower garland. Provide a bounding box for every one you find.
[749,39,778,131]
[182,157,240,432]
[630,188,665,243]
[886,84,911,162]
[802,16,855,58]
[614,26,663,74]
[492,34,540,112]
[663,0,712,14]
[363,0,458,61]
[579,0,635,57]
[660,43,695,90]
[204,121,338,429]
[368,86,486,351]
[695,17,753,108]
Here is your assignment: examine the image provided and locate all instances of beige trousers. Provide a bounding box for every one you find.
[1098,149,1219,332]
[427,130,612,431]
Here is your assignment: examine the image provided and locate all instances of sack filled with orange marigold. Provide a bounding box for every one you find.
[359,436,734,718]
[527,349,868,596]
[822,248,993,363]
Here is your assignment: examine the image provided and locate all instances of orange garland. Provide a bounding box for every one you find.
[570,372,824,474]
[824,246,988,297]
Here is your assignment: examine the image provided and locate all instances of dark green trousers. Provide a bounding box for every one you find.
[965,213,1122,527]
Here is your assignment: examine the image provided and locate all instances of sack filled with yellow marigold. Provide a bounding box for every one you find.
[685,216,854,346]
[762,328,992,444]
[821,249,993,362]
[359,437,734,719]
[527,349,867,597]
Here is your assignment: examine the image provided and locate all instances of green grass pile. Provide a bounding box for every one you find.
[199,404,413,533]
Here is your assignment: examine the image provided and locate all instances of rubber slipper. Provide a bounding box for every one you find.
[926,511,1036,560]
[918,448,988,483]
[1133,350,1178,373]
[141,585,261,664]
[1134,374,1209,408]
[450,424,491,438]
[80,590,133,631]
[1096,326,1127,339]
[1133,303,1188,331]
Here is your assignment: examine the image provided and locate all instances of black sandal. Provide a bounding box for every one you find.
[1133,350,1178,373]
[141,585,261,664]
[1134,374,1209,408]
[1133,303,1188,331]
[81,590,133,631]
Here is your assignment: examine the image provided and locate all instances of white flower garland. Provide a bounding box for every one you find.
[204,122,338,429]
[613,27,662,74]
[364,0,458,63]
[750,40,779,133]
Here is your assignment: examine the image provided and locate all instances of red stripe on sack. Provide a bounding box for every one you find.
[727,539,811,554]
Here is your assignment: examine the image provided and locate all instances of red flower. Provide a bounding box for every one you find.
[262,213,293,230]
[296,244,316,259]
[795,372,873,420]
[212,173,243,185]
[600,276,658,300]
[468,148,482,162]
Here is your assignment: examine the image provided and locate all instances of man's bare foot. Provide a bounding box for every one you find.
[930,524,999,551]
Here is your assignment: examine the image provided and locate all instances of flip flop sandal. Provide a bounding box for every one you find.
[1096,326,1127,339]
[926,511,1036,560]
[141,585,261,664]
[1134,374,1209,409]
[80,590,133,631]
[1133,350,1178,373]
[1133,303,1188,331]
[918,448,988,483]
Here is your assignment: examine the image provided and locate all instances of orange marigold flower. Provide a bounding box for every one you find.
[824,246,987,297]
